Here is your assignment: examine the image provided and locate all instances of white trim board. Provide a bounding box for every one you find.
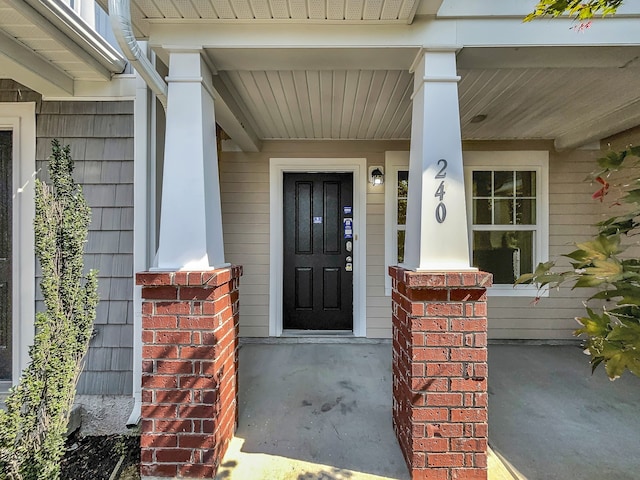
[269,158,367,337]
[0,103,36,388]
[464,151,550,297]
[384,151,409,296]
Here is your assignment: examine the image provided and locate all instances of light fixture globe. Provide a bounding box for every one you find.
[369,166,384,186]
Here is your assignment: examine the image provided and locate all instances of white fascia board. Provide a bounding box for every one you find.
[415,0,445,17]
[149,16,640,51]
[555,98,640,150]
[455,17,640,47]
[436,0,533,17]
[148,19,457,50]
[43,74,137,101]
[6,0,125,78]
[0,29,74,96]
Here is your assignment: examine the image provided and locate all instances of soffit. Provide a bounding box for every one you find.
[109,0,424,39]
[134,0,420,22]
[123,0,640,147]
[205,45,640,145]
[0,0,105,80]
[458,66,640,142]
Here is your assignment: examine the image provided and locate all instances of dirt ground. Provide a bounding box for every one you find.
[61,434,140,480]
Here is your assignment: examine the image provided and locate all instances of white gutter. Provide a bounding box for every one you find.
[6,0,126,78]
[109,0,168,109]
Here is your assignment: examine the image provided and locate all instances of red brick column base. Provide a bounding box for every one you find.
[389,267,491,480]
[136,266,242,479]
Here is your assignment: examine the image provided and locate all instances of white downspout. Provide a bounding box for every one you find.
[108,0,167,109]
[126,59,151,427]
[108,0,164,425]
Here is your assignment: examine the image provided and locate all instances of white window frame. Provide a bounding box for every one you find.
[384,150,548,297]
[0,103,36,391]
[464,151,549,297]
[384,151,409,296]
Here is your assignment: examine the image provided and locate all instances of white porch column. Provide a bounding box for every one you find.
[403,48,473,271]
[155,50,227,270]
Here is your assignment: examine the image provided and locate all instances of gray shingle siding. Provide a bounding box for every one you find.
[2,82,135,396]
[37,100,134,395]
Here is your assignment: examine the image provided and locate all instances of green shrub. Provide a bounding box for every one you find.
[0,140,98,479]
[518,146,640,380]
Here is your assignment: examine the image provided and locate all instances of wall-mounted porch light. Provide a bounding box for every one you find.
[369,166,384,186]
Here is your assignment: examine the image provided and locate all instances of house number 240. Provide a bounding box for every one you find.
[434,159,447,223]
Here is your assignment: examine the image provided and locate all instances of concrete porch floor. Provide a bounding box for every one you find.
[488,344,640,480]
[215,342,640,480]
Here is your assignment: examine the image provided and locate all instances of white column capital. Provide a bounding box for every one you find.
[403,49,474,272]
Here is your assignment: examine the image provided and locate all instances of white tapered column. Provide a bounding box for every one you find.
[155,50,227,270]
[403,48,473,271]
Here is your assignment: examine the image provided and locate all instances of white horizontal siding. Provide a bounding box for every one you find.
[220,153,271,337]
[219,142,405,338]
[218,138,627,341]
[364,155,390,337]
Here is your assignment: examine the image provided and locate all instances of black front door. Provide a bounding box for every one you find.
[283,172,353,330]
[0,131,12,380]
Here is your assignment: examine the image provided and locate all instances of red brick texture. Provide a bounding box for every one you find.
[389,267,491,480]
[137,266,243,479]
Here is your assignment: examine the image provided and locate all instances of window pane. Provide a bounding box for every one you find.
[494,199,514,225]
[515,199,536,224]
[397,171,408,198]
[516,171,536,197]
[494,171,514,197]
[473,171,491,197]
[473,199,492,225]
[472,230,534,284]
[397,230,405,264]
[398,199,407,225]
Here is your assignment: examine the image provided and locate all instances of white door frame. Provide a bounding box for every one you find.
[269,158,367,337]
[0,103,35,389]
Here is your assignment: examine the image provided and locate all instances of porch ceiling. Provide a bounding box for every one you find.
[196,45,640,148]
[1,0,638,151]
[121,0,640,149]
[100,0,431,36]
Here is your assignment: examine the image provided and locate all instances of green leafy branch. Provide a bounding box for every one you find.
[517,146,640,380]
[526,0,624,22]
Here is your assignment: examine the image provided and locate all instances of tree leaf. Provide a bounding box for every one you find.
[597,150,627,171]
[565,249,592,264]
[576,235,621,259]
[604,349,640,380]
[574,274,607,288]
[607,323,640,345]
[584,258,623,281]
[574,308,611,337]
[623,188,640,205]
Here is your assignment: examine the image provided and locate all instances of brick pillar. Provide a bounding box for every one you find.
[389,267,491,480]
[136,266,242,479]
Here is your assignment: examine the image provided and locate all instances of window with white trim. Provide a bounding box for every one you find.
[464,151,549,296]
[384,151,409,295]
[385,151,548,296]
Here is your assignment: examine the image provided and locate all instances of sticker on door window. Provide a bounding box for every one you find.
[313,216,323,224]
